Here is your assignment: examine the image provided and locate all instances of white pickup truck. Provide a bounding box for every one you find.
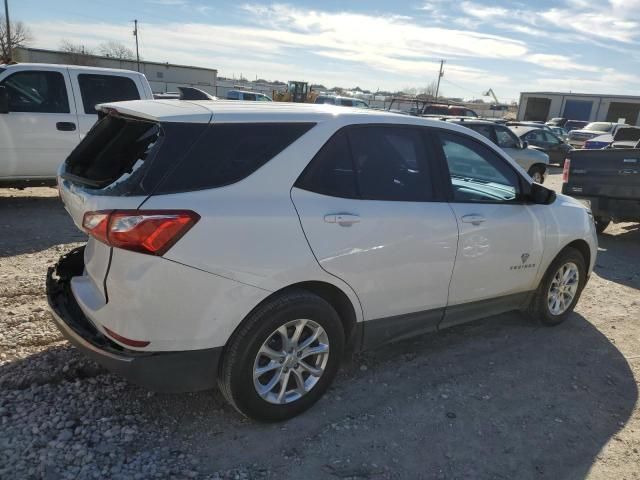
[0,63,153,187]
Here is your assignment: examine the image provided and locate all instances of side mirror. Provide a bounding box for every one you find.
[521,140,528,149]
[0,86,8,114]
[530,182,556,205]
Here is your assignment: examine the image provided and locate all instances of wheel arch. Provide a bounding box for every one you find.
[225,280,362,352]
[563,239,591,270]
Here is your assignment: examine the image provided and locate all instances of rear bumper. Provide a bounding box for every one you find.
[46,247,222,393]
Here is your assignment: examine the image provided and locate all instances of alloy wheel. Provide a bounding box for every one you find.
[253,319,330,405]
[547,262,579,315]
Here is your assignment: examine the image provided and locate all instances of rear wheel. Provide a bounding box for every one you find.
[219,290,344,421]
[594,217,611,234]
[529,247,587,326]
[528,165,545,184]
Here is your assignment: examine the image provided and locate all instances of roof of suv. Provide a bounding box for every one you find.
[98,99,423,124]
[3,62,141,75]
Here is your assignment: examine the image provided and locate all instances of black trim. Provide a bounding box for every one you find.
[0,178,57,188]
[362,308,444,349]
[46,247,221,393]
[438,291,534,330]
[361,291,534,350]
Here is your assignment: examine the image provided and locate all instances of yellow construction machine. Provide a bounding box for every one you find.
[273,81,318,103]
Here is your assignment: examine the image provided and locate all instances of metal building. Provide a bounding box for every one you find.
[517,92,640,126]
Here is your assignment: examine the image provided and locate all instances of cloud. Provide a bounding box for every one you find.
[525,54,601,73]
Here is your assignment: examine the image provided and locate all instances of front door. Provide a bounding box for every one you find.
[434,131,546,328]
[0,68,79,179]
[291,125,459,345]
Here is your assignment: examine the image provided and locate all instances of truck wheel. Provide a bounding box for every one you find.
[594,217,611,234]
[528,247,587,326]
[219,290,345,421]
[527,165,545,184]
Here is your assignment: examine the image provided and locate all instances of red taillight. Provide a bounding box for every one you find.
[562,158,571,183]
[103,326,150,348]
[82,210,200,256]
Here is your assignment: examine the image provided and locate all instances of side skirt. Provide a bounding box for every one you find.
[360,291,534,350]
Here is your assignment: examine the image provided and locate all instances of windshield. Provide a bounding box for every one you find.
[584,122,613,132]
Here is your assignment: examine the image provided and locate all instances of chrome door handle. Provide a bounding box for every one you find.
[324,214,360,225]
[461,214,486,225]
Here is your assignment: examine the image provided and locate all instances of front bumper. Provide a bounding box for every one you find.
[46,247,222,393]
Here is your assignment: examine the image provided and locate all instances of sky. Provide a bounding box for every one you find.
[8,0,640,102]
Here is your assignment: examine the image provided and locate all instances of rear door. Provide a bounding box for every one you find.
[68,71,143,139]
[0,67,79,178]
[291,125,459,343]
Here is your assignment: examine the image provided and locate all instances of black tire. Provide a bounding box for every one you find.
[527,165,546,184]
[218,290,345,421]
[594,217,611,234]
[529,247,587,326]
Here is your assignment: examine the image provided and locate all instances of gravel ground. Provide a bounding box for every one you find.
[1,170,639,479]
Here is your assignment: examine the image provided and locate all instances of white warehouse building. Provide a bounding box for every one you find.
[517,92,640,126]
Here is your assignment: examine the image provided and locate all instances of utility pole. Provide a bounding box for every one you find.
[434,59,445,100]
[4,0,11,63]
[132,19,140,72]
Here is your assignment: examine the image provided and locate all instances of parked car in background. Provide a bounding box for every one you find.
[0,63,153,187]
[447,119,550,183]
[423,104,478,117]
[226,90,272,101]
[549,126,569,141]
[49,101,596,421]
[507,121,554,132]
[564,120,589,132]
[315,95,369,108]
[584,126,640,149]
[563,147,640,233]
[568,122,627,148]
[510,126,573,165]
[153,86,218,100]
[546,117,567,127]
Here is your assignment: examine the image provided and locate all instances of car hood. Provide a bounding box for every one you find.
[570,128,609,136]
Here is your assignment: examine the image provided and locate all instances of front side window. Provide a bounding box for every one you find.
[242,93,257,101]
[339,99,354,106]
[1,70,70,113]
[495,126,520,148]
[438,131,520,203]
[78,74,140,115]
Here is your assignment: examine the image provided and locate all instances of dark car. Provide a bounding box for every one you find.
[510,126,572,165]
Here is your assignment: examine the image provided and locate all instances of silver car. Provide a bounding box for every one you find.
[447,119,550,183]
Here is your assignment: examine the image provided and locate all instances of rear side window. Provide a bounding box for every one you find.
[1,70,70,113]
[156,123,315,193]
[466,124,496,143]
[78,74,140,114]
[296,130,356,198]
[242,93,256,101]
[296,125,434,202]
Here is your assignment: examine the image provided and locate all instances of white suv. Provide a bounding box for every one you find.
[48,100,597,421]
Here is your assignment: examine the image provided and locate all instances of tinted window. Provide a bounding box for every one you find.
[466,124,495,143]
[296,130,357,198]
[339,99,353,107]
[242,93,256,101]
[349,126,433,201]
[495,126,520,148]
[1,70,69,113]
[157,123,315,193]
[439,131,520,203]
[78,74,140,114]
[226,91,239,100]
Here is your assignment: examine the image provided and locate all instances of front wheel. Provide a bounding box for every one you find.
[528,165,546,184]
[529,247,587,326]
[218,290,345,421]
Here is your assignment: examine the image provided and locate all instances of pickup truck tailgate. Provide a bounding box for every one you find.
[563,148,640,199]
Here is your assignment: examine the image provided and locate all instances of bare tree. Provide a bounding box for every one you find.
[59,39,95,66]
[99,41,135,60]
[0,16,32,63]
[417,80,440,100]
